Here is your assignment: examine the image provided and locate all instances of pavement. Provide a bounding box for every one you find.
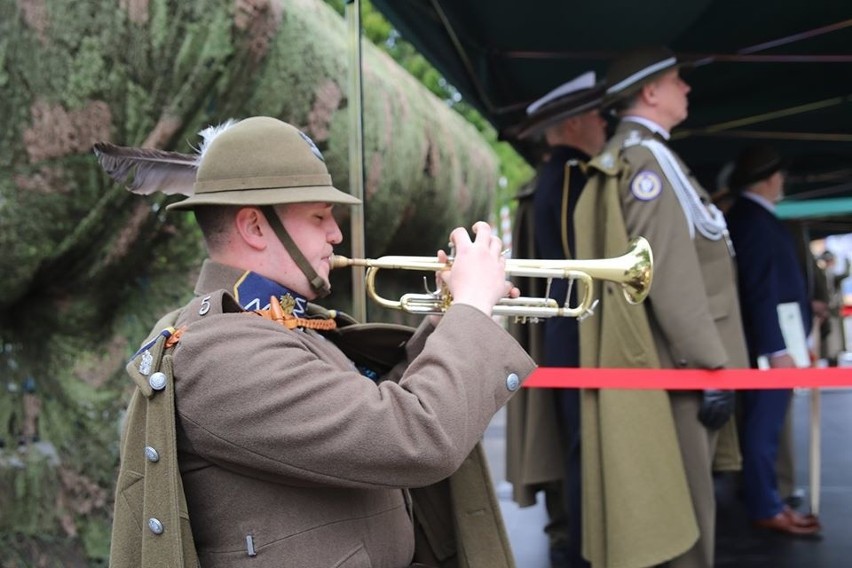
[484,404,551,567]
[483,388,852,568]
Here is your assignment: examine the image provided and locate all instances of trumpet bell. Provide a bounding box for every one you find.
[614,236,653,304]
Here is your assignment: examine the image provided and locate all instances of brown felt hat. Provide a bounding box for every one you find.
[604,46,683,106]
[729,145,785,192]
[167,116,360,210]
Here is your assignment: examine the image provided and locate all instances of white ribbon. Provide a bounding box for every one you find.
[625,136,729,241]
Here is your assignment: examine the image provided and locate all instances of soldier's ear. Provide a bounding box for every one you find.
[234,207,268,251]
[639,82,657,105]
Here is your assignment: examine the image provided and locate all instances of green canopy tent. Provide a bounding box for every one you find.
[366,0,852,526]
[369,0,852,199]
[779,197,852,230]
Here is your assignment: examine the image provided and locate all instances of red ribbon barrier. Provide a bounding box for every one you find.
[524,367,852,390]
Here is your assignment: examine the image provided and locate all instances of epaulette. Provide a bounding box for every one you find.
[126,308,184,397]
[587,148,624,177]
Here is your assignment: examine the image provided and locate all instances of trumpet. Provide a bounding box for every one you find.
[331,236,653,321]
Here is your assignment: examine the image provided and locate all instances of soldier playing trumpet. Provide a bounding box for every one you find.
[103,116,536,568]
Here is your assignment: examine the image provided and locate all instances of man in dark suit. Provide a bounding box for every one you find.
[725,145,822,536]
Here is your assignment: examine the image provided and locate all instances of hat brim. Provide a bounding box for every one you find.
[602,60,687,108]
[508,84,605,140]
[729,161,786,191]
[166,185,361,210]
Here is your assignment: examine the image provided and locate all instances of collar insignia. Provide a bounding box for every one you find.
[138,350,153,376]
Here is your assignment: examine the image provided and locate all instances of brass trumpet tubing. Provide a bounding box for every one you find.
[331,256,446,271]
[329,236,653,320]
[389,293,583,318]
[398,293,449,315]
[492,304,587,319]
[497,296,560,308]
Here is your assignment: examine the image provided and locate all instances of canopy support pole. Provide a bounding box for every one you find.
[346,0,367,322]
[804,224,822,516]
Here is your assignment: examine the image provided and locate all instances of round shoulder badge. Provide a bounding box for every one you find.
[630,170,663,201]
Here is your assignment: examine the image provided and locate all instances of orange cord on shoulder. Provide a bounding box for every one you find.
[254,296,337,331]
[164,326,186,348]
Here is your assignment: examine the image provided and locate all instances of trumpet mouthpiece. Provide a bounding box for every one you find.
[330,255,353,269]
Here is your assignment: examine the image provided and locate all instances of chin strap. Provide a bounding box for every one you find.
[260,206,331,298]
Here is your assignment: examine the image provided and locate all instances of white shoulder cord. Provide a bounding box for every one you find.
[625,136,729,241]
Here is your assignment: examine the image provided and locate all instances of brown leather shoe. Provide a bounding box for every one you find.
[782,506,821,528]
[754,510,822,536]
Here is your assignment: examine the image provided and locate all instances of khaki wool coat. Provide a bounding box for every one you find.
[573,121,746,568]
[110,260,536,568]
[505,181,566,508]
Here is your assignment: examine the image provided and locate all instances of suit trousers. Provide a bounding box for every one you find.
[667,392,719,568]
[741,388,793,520]
[775,398,796,499]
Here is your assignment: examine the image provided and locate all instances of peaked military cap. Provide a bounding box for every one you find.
[167,116,360,210]
[728,145,785,192]
[604,46,682,106]
[509,71,605,140]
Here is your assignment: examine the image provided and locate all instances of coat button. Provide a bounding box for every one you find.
[149,372,167,391]
[505,373,520,392]
[148,518,164,535]
[144,446,160,463]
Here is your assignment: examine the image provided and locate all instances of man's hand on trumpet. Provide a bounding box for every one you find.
[434,221,520,320]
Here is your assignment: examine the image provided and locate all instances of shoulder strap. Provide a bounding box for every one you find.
[126,308,183,394]
[586,143,627,177]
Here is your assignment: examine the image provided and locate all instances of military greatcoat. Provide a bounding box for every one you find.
[573,120,747,568]
[111,260,535,568]
[505,178,565,508]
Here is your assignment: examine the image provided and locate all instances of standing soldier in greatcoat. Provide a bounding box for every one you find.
[574,47,748,568]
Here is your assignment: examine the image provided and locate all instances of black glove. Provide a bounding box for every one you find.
[698,389,735,430]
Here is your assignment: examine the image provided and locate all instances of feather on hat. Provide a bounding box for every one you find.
[92,119,238,196]
[94,117,359,208]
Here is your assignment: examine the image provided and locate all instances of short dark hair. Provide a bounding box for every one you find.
[193,205,239,253]
[610,91,642,116]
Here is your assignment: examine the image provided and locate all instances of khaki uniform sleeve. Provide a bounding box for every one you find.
[620,149,728,368]
[173,304,535,489]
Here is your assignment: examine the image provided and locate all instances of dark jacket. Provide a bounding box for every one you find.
[534,145,590,367]
[726,195,811,363]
